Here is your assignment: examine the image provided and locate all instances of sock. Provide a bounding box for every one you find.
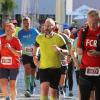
[30,76,35,86]
[50,96,57,100]
[24,75,30,91]
[6,96,10,100]
[40,95,48,100]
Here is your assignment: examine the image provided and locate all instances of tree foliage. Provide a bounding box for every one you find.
[0,0,16,15]
[0,0,4,3]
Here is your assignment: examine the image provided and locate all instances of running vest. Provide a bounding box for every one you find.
[81,25,100,51]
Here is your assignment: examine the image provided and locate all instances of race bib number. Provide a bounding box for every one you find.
[25,47,33,53]
[85,67,100,76]
[61,60,67,66]
[1,57,12,65]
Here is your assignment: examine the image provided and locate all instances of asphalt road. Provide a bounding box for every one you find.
[16,65,79,100]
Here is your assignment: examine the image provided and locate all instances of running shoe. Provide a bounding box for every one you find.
[24,90,31,97]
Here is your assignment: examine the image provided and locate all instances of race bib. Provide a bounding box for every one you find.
[61,60,67,66]
[25,46,33,53]
[1,57,12,65]
[85,67,100,76]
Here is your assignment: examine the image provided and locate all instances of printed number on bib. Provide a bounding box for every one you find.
[25,47,33,53]
[85,67,100,76]
[1,57,12,65]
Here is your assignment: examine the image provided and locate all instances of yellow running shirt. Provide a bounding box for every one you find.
[15,27,21,37]
[36,33,66,69]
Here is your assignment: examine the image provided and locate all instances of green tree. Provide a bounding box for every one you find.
[0,0,4,3]
[0,0,16,20]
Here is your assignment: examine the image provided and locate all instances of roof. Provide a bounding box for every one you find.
[71,5,93,16]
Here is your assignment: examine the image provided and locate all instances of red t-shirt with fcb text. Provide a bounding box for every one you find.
[77,26,100,69]
[0,36,22,69]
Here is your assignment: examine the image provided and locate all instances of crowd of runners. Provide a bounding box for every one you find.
[0,9,100,100]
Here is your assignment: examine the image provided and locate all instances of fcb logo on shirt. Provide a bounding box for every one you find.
[86,39,97,47]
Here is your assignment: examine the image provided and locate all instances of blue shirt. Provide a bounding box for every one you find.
[0,28,5,37]
[18,28,39,56]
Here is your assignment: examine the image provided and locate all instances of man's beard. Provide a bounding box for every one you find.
[45,29,52,35]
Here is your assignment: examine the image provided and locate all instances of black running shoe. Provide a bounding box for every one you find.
[6,96,10,100]
[24,90,31,97]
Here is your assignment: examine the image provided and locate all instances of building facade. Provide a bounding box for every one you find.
[14,0,100,25]
[15,0,100,15]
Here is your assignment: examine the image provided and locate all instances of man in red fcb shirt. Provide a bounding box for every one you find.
[77,9,100,100]
[0,23,22,100]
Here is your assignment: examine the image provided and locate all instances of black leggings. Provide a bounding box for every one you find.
[67,60,74,91]
[75,70,80,85]
[79,70,100,100]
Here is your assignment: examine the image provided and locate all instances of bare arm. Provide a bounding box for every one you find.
[71,48,80,68]
[87,50,100,57]
[33,45,40,67]
[77,47,83,55]
[6,44,22,57]
[9,47,22,57]
[53,45,69,55]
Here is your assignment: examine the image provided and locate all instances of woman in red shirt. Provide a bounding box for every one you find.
[0,23,22,100]
[77,9,100,100]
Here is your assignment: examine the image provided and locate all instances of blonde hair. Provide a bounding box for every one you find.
[63,29,71,37]
[87,9,100,17]
[5,23,16,34]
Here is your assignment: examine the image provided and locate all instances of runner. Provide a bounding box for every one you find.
[0,23,22,100]
[0,19,9,37]
[64,28,75,96]
[0,19,9,95]
[77,9,100,100]
[11,19,21,37]
[18,17,39,97]
[71,26,96,100]
[33,18,69,100]
[54,22,71,97]
[71,36,81,99]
